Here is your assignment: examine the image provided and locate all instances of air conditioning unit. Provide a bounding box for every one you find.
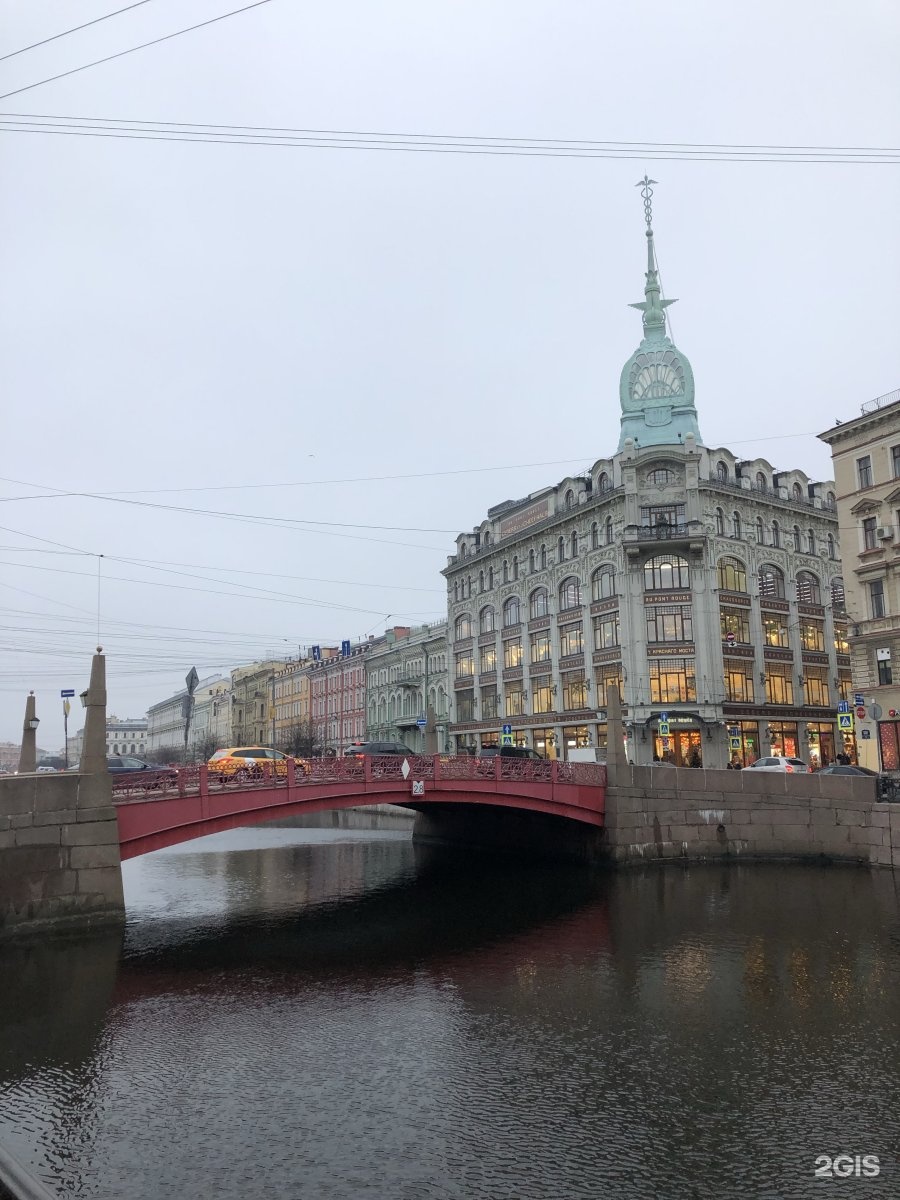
[877,526,894,540]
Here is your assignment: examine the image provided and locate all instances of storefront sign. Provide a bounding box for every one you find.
[499,498,550,538]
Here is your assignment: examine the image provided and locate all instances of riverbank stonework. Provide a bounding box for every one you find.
[604,765,900,868]
[0,771,125,937]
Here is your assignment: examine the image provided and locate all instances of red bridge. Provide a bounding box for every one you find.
[113,755,607,860]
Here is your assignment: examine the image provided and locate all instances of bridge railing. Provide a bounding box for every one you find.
[111,755,606,801]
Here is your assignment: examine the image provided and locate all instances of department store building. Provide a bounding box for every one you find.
[443,188,849,767]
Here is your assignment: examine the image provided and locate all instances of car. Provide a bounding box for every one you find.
[817,763,898,800]
[106,756,178,785]
[816,764,877,776]
[746,756,809,773]
[342,741,415,758]
[36,764,58,773]
[207,746,296,781]
[478,745,545,761]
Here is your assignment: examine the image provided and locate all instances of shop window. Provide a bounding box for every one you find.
[593,614,619,650]
[765,664,793,705]
[530,631,551,663]
[480,645,496,674]
[724,660,754,702]
[592,567,616,601]
[649,658,696,703]
[503,596,521,627]
[796,571,822,605]
[479,606,495,634]
[559,577,582,611]
[759,565,785,599]
[646,604,693,643]
[721,607,751,643]
[717,555,747,592]
[503,639,523,669]
[562,672,588,711]
[643,555,690,591]
[530,588,549,618]
[560,623,584,657]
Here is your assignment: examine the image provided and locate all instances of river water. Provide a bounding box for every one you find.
[1,817,900,1199]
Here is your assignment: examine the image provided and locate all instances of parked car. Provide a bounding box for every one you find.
[478,745,545,761]
[746,756,809,773]
[207,747,297,780]
[817,764,877,776]
[107,756,178,784]
[817,763,898,800]
[36,764,58,773]
[342,741,415,758]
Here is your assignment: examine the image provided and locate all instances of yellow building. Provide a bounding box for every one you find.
[274,659,312,745]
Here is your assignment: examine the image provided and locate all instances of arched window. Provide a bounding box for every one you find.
[591,522,599,550]
[643,555,690,591]
[512,556,519,581]
[460,543,468,558]
[540,545,547,570]
[454,614,472,639]
[570,530,578,557]
[605,517,613,545]
[113,744,119,755]
[529,549,535,573]
[565,489,575,510]
[756,471,768,491]
[716,461,728,482]
[732,511,741,539]
[479,606,495,634]
[502,560,509,583]
[557,536,566,563]
[826,491,836,509]
[559,577,582,611]
[807,529,816,555]
[717,555,748,592]
[715,507,725,535]
[758,565,786,599]
[483,531,491,546]
[647,467,674,485]
[453,581,459,602]
[772,520,780,549]
[793,525,801,552]
[503,596,521,627]
[827,533,836,560]
[530,588,549,618]
[592,566,616,601]
[831,577,846,613]
[487,567,494,590]
[478,570,485,593]
[797,571,822,605]
[598,471,610,493]
[792,482,803,501]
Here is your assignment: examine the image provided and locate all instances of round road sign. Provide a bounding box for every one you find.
[855,706,866,720]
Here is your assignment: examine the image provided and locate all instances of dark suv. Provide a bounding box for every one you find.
[343,741,415,758]
[478,745,544,761]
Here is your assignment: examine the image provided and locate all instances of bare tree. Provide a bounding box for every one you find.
[279,720,316,759]
[191,734,220,764]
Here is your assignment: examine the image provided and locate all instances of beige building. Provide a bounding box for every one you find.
[821,388,900,770]
[231,660,285,746]
[274,659,312,744]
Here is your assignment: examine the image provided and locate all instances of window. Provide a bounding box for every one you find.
[857,455,873,489]
[831,578,846,613]
[646,604,693,643]
[593,614,620,650]
[540,545,547,570]
[605,518,613,545]
[595,663,623,707]
[592,567,616,601]
[799,619,825,652]
[764,614,790,648]
[756,472,768,491]
[765,664,793,705]
[649,658,696,703]
[834,623,850,654]
[478,571,484,593]
[454,614,472,639]
[530,588,549,618]
[647,467,674,485]
[488,567,494,590]
[732,511,741,539]
[717,556,747,592]
[533,683,553,714]
[479,606,495,634]
[481,688,498,720]
[870,579,886,618]
[454,651,474,680]
[530,631,551,663]
[827,534,835,560]
[756,517,765,545]
[759,565,786,599]
[771,521,780,549]
[716,461,728,482]
[724,660,754,702]
[503,596,520,627]
[512,556,519,581]
[804,668,829,706]
[557,536,566,563]
[878,658,893,686]
[502,561,509,584]
[893,446,900,479]
[793,525,802,551]
[838,671,853,701]
[570,530,578,557]
[807,529,816,555]
[505,683,524,716]
[863,517,877,550]
[503,638,523,669]
[562,671,588,711]
[480,645,496,674]
[529,550,535,573]
[641,503,685,534]
[559,577,582,611]
[591,522,599,550]
[721,607,751,643]
[715,508,725,535]
[456,690,475,721]
[560,623,584,657]
[643,555,690,590]
[796,571,822,605]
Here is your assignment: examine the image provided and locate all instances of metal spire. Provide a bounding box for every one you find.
[629,175,676,340]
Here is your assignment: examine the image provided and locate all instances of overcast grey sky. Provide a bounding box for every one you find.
[1,0,898,749]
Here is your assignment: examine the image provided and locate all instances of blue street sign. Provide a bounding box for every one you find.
[416,717,427,728]
[854,693,865,706]
[659,712,669,721]
[60,689,75,697]
[311,645,321,661]
[837,700,850,713]
[502,723,512,735]
[341,639,351,657]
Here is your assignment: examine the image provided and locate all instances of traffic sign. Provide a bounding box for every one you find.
[837,700,850,714]
[838,713,854,732]
[659,712,669,721]
[729,736,742,751]
[661,737,670,750]
[501,733,513,746]
[658,721,670,736]
[60,689,75,698]
[185,666,199,695]
[725,632,736,645]
[855,706,867,720]
[502,723,512,735]
[728,726,739,737]
[861,729,872,740]
[854,693,865,706]
[416,716,427,728]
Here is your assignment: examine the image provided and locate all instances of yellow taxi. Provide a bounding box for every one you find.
[207,746,295,781]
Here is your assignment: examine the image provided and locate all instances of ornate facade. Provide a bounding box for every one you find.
[444,184,847,768]
[365,622,450,752]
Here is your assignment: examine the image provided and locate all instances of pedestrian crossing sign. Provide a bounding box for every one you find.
[729,736,741,751]
[837,713,854,732]
[658,721,670,736]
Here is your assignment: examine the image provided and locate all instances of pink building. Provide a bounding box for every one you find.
[309,644,370,753]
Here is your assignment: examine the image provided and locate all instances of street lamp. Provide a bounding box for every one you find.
[28,717,40,731]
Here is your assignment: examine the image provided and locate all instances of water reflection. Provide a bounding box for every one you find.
[0,826,899,1199]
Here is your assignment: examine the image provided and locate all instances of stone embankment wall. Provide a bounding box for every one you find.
[606,766,900,868]
[0,772,124,936]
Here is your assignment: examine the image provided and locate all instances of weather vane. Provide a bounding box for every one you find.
[636,174,657,231]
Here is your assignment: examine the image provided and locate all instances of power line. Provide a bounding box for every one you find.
[1,117,896,164]
[0,1,276,101]
[0,2,157,64]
